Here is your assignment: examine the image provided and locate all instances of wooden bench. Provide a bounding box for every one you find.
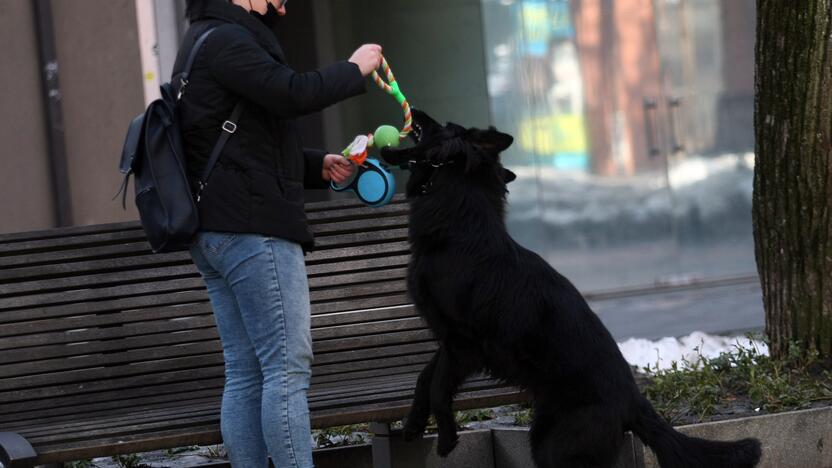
[0,195,524,468]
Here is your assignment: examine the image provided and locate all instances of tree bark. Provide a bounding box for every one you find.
[754,0,832,362]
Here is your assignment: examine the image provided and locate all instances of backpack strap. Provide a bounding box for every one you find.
[177,27,218,100]
[179,25,247,203]
[115,26,246,208]
[195,100,246,202]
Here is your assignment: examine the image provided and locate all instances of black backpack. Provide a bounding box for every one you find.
[116,27,244,253]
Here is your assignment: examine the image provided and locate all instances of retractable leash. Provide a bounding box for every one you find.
[331,56,413,207]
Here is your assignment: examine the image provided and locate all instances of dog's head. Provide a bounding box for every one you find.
[381,109,516,197]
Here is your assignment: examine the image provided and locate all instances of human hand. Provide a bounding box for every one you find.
[322,154,356,184]
[349,44,383,77]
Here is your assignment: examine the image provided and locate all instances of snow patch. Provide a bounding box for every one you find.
[618,331,768,371]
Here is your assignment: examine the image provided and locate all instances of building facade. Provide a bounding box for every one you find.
[0,0,757,304]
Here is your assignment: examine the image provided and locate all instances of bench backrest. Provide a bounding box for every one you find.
[0,196,436,426]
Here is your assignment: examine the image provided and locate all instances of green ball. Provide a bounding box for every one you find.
[374,125,401,148]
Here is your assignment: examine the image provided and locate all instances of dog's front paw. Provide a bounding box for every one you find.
[402,416,426,441]
[436,435,459,457]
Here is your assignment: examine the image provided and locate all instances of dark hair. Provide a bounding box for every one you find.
[185,0,203,20]
[185,0,228,21]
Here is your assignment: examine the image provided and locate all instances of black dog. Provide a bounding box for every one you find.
[381,110,762,468]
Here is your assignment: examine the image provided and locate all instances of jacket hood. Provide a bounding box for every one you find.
[186,0,285,61]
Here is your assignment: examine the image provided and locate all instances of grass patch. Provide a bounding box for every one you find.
[64,461,93,468]
[643,338,832,424]
[109,453,149,468]
[455,408,495,425]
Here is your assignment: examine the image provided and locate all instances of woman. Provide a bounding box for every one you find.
[176,1,381,466]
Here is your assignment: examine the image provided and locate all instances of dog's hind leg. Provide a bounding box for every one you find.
[402,351,440,441]
[530,403,624,468]
[430,343,481,457]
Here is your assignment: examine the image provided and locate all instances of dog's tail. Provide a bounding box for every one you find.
[629,395,762,468]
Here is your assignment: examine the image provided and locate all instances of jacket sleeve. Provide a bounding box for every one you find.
[303,148,331,190]
[209,32,367,118]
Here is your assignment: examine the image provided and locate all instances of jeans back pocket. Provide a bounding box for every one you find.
[198,231,238,255]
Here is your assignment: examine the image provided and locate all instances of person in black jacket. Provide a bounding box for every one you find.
[177,1,381,466]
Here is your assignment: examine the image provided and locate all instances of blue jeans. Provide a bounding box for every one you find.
[189,231,314,468]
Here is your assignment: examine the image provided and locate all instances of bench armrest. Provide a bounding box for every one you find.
[0,432,37,468]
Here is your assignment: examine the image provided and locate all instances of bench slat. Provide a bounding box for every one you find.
[304,194,406,213]
[0,230,147,255]
[0,263,405,303]
[0,340,222,379]
[305,254,409,277]
[1,395,222,431]
[0,226,404,270]
[0,305,419,366]
[0,275,406,311]
[0,354,225,392]
[306,203,408,223]
[311,351,434,377]
[1,320,429,390]
[0,366,226,404]
[311,293,411,315]
[0,328,220,365]
[0,242,154,269]
[0,315,217,350]
[0,302,213,338]
[0,290,208,324]
[0,252,192,282]
[311,215,408,235]
[0,290,408,351]
[19,402,221,440]
[0,222,139,245]
[312,228,408,248]
[0,379,224,420]
[0,302,417,341]
[0,277,204,310]
[305,241,410,263]
[311,387,524,429]
[0,317,427,383]
[314,329,433,354]
[30,424,221,465]
[0,265,199,297]
[309,305,417,329]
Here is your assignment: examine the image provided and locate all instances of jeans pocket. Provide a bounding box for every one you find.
[199,231,238,255]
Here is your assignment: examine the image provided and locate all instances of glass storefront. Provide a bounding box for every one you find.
[160,0,762,334]
[479,0,757,292]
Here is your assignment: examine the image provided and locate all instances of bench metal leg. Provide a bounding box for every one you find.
[370,422,393,468]
[0,432,37,468]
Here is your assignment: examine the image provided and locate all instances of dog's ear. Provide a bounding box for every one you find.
[459,126,513,173]
[466,127,514,155]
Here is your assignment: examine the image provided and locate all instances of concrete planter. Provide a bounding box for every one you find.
[639,406,832,468]
[311,406,832,468]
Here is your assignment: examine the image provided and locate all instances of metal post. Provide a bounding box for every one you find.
[370,422,393,468]
[32,0,73,227]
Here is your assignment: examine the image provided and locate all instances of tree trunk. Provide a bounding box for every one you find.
[754,0,832,362]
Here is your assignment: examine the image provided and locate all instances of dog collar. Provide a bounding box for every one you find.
[410,159,456,195]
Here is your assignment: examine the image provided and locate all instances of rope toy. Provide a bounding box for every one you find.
[331,56,412,207]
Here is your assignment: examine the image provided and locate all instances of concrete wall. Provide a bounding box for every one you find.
[50,0,145,227]
[0,0,145,235]
[0,0,55,233]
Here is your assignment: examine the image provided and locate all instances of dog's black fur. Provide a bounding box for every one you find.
[381,110,762,468]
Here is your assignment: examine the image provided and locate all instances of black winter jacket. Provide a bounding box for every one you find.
[173,0,366,248]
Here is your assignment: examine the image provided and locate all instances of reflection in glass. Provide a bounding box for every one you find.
[481,0,757,292]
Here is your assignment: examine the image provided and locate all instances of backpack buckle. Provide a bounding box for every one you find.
[177,78,188,101]
[222,121,237,134]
